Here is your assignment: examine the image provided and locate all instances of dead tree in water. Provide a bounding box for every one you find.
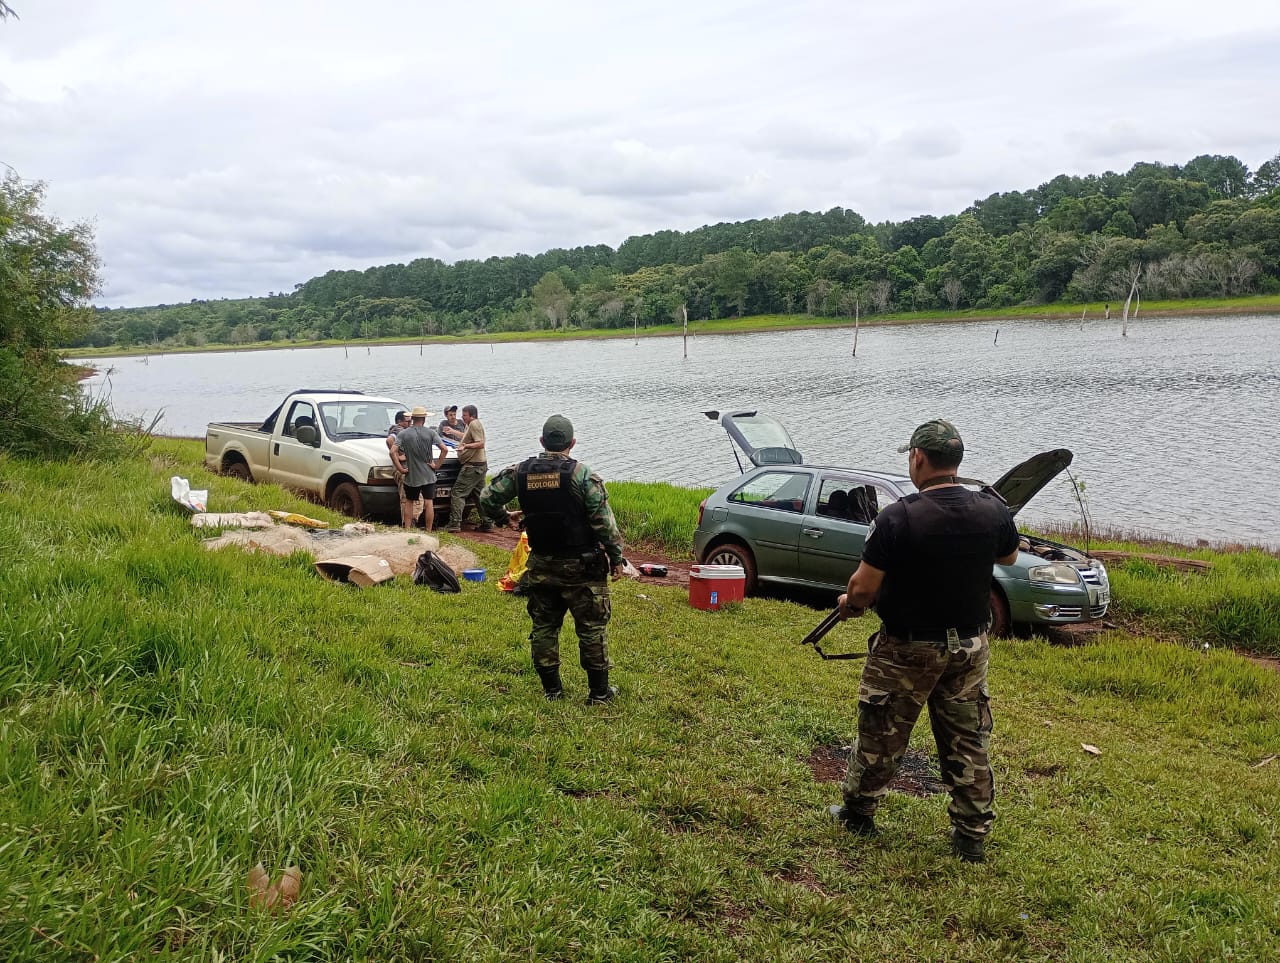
[852,296,860,357]
[1121,264,1142,338]
[681,304,689,359]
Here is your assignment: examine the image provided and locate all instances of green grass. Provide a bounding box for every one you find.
[606,480,711,560]
[60,295,1280,359]
[2,440,1279,960]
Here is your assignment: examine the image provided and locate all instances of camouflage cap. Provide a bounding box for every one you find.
[541,414,575,450]
[897,419,964,456]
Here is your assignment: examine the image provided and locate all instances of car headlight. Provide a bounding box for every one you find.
[368,466,399,482]
[1027,561,1083,585]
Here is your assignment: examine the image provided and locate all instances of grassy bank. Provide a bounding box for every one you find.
[3,441,1279,960]
[61,294,1280,360]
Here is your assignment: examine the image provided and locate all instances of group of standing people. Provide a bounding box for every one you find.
[386,404,491,533]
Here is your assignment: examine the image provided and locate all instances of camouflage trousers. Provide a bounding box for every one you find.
[522,554,612,672]
[841,629,995,837]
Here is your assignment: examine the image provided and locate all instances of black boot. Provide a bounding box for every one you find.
[951,828,985,863]
[535,666,564,700]
[585,669,618,705]
[828,804,878,836]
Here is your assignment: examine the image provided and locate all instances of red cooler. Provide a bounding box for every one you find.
[689,564,746,610]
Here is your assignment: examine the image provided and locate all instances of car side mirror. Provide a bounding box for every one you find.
[296,424,318,445]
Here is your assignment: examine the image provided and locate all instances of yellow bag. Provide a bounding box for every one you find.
[498,531,530,592]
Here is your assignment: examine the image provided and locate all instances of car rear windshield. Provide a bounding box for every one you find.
[734,414,794,453]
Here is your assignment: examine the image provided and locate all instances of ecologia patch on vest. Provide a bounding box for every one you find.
[525,473,562,490]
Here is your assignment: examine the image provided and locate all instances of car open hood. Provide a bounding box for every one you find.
[990,448,1073,517]
[704,410,803,471]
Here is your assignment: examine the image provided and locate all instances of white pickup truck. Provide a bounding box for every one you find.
[204,389,460,521]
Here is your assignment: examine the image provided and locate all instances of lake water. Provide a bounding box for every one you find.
[81,313,1280,547]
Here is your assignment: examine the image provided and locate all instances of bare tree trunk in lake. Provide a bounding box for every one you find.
[1121,263,1141,338]
[852,297,860,357]
[681,304,688,360]
[994,328,999,345]
[1080,306,1086,330]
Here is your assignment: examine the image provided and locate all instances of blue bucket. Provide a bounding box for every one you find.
[463,568,486,582]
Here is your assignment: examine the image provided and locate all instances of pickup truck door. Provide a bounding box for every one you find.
[270,400,326,493]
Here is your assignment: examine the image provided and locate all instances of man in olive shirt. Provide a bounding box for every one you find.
[445,404,491,533]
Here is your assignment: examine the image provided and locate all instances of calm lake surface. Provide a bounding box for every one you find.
[82,313,1280,547]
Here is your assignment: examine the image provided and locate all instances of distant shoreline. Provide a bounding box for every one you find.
[64,298,1280,361]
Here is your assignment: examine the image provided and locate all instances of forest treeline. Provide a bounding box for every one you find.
[76,152,1280,349]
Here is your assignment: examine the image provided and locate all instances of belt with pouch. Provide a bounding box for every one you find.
[884,625,988,643]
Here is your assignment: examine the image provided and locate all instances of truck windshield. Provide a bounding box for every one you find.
[318,401,404,438]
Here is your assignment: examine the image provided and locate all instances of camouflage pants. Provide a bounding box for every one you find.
[523,554,612,672]
[447,463,487,528]
[841,629,995,837]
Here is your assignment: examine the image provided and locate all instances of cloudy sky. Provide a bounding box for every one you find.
[3,0,1278,307]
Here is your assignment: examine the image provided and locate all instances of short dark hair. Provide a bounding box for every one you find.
[920,443,963,471]
[462,404,478,417]
[394,410,408,422]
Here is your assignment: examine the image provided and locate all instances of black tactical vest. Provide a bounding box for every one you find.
[874,489,1003,635]
[516,457,595,556]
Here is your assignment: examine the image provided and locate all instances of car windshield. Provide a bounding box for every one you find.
[318,401,403,438]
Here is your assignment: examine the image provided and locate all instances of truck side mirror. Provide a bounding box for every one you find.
[296,424,318,446]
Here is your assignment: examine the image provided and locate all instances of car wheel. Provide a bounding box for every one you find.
[703,542,758,595]
[988,585,1011,638]
[329,481,364,519]
[225,460,252,483]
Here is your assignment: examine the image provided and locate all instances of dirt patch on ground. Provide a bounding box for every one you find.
[805,744,945,797]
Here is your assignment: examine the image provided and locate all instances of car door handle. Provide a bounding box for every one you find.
[802,528,824,538]
[322,455,331,461]
[273,443,279,455]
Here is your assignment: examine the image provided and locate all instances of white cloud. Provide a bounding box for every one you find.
[2,0,1279,305]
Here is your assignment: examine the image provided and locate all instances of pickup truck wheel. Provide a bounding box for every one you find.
[329,481,364,519]
[702,541,758,595]
[989,585,1011,638]
[225,460,252,482]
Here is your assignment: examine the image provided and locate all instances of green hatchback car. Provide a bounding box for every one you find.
[692,411,1110,636]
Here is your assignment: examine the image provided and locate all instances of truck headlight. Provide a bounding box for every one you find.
[368,466,398,482]
[1028,562,1082,585]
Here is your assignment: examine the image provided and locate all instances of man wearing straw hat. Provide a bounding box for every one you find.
[391,406,446,530]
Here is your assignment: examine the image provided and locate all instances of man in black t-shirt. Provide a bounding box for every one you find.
[828,419,1019,864]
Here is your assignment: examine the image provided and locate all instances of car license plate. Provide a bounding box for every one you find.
[436,487,450,498]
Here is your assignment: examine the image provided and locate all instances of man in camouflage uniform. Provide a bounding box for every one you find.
[828,420,1019,863]
[479,414,627,704]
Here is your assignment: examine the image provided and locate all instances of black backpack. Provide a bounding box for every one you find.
[413,551,461,593]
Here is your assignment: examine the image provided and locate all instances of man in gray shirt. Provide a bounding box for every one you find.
[391,406,446,529]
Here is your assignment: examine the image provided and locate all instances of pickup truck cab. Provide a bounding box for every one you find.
[204,389,460,522]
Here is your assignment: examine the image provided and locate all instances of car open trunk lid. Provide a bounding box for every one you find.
[990,448,1073,517]
[705,410,803,471]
